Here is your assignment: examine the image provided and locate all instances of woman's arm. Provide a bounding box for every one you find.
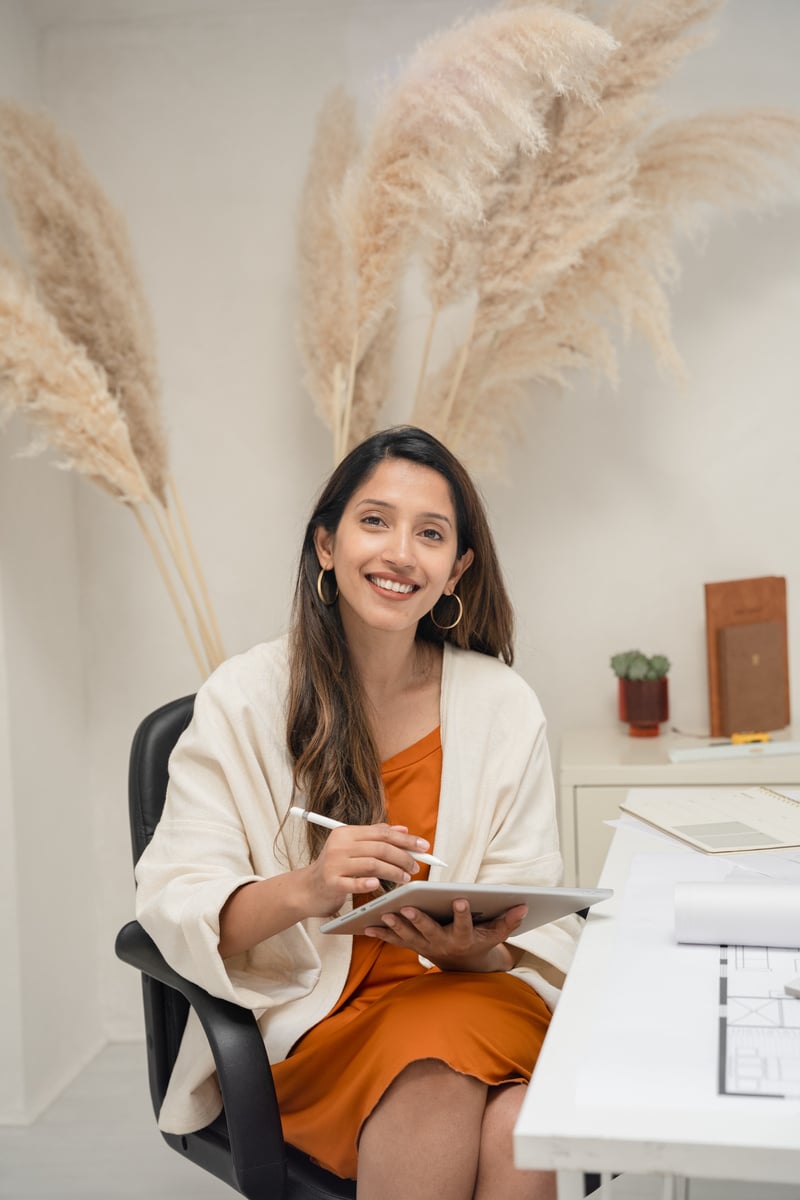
[218,822,432,958]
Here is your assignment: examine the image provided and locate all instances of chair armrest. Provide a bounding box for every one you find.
[115,920,286,1188]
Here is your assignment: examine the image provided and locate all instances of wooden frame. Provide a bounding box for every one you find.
[704,575,789,736]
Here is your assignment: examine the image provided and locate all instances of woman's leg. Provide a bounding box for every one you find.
[357,1059,487,1200]
[474,1083,556,1200]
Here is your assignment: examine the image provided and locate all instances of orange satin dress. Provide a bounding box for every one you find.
[271,727,552,1180]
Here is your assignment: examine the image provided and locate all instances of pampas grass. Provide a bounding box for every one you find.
[0,106,225,677]
[0,103,167,502]
[296,86,361,455]
[445,106,800,465]
[0,260,210,676]
[302,3,617,457]
[415,0,728,444]
[0,259,149,504]
[296,0,800,472]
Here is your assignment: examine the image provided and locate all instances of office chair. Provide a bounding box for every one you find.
[115,694,357,1200]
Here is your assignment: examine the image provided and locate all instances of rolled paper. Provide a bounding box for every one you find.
[674,881,800,948]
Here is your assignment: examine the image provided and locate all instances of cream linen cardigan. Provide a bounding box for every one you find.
[135,636,579,1135]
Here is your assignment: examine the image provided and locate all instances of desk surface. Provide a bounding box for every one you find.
[514,824,800,1184]
[561,727,800,785]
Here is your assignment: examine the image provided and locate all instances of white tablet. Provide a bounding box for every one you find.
[320,882,612,935]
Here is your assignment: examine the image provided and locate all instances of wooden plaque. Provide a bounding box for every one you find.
[704,576,790,736]
[718,620,788,736]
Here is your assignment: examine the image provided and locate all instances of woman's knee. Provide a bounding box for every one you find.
[477,1085,556,1200]
[480,1082,527,1145]
[358,1063,488,1198]
[378,1058,486,1110]
[361,1059,486,1141]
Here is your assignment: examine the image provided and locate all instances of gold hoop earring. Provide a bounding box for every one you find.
[430,591,463,631]
[316,568,339,607]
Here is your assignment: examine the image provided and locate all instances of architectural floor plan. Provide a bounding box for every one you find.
[720,943,800,1098]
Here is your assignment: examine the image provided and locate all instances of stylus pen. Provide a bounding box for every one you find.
[289,806,448,868]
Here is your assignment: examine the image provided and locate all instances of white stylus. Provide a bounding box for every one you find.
[289,806,448,868]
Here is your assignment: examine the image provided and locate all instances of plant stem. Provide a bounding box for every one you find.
[149,495,219,672]
[167,474,226,664]
[442,307,478,443]
[331,361,345,465]
[339,329,359,462]
[130,457,218,673]
[130,505,207,679]
[411,305,439,423]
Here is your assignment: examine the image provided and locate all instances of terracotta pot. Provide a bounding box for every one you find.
[619,677,669,737]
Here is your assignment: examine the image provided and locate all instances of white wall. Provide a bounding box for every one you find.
[0,0,105,1123]
[2,0,798,1051]
[487,0,800,746]
[0,540,23,1121]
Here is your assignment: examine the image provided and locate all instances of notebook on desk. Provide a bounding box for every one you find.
[620,785,800,853]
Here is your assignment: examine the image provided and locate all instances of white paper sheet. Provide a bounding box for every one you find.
[725,848,800,883]
[576,853,733,1110]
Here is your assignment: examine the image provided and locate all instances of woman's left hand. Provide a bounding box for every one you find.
[363,900,527,973]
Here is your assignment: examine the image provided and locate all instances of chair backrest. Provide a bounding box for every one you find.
[128,694,195,863]
[128,695,196,1115]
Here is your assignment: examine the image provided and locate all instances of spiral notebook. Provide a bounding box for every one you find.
[620,785,800,854]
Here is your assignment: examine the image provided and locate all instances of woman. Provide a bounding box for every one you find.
[135,426,577,1200]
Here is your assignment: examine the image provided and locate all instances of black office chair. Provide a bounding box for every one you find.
[115,695,357,1200]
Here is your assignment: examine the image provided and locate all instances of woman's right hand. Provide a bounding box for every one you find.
[219,823,429,957]
[302,823,428,917]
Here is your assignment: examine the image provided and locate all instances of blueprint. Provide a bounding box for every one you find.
[576,839,800,1111]
[720,943,800,1098]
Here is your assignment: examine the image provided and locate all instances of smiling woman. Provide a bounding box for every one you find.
[293,427,508,788]
[134,425,574,1200]
[314,457,474,652]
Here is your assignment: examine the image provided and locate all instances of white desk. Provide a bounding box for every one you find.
[558,728,800,886]
[514,823,800,1197]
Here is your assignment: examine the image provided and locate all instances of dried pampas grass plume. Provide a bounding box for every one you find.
[0,259,213,676]
[444,103,800,469]
[296,86,361,446]
[414,0,729,443]
[327,4,617,455]
[297,0,800,474]
[339,5,617,326]
[0,102,168,503]
[0,105,226,677]
[635,109,800,220]
[0,260,148,503]
[420,1,800,470]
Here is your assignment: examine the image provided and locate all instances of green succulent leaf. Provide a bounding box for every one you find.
[610,650,639,678]
[626,653,650,680]
[610,650,670,679]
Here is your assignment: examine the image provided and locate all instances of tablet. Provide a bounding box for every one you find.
[319,882,612,935]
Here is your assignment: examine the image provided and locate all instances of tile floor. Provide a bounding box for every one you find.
[0,1043,229,1199]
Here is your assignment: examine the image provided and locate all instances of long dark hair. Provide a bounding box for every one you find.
[286,426,514,854]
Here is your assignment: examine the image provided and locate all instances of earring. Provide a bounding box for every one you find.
[430,591,463,631]
[316,568,339,607]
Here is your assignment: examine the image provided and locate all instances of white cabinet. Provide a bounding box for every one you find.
[558,728,800,886]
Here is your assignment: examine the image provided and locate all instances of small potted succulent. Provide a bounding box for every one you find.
[611,650,671,737]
